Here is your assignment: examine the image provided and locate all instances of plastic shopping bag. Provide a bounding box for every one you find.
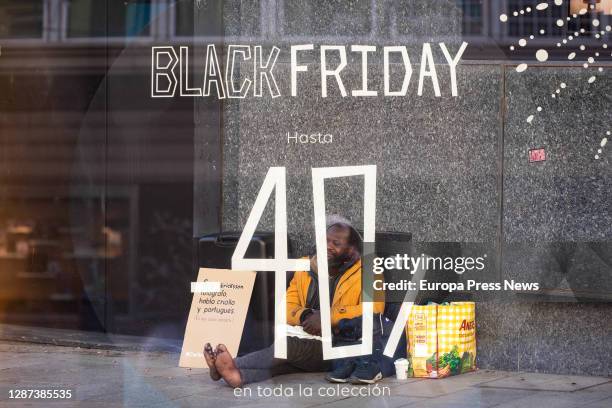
[405,305,437,378]
[436,302,476,378]
[405,302,476,378]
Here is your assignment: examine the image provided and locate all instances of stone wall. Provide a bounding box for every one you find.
[194,0,611,376]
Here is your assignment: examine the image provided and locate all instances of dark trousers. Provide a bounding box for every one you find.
[235,337,332,384]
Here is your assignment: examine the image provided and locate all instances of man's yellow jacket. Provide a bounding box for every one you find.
[286,259,385,327]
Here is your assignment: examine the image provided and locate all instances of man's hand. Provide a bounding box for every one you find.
[302,310,321,336]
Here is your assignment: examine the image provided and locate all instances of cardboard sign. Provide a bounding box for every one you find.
[179,268,256,368]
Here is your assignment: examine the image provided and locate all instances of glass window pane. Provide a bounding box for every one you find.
[175,0,223,37]
[0,0,43,39]
[174,0,193,37]
[67,0,152,38]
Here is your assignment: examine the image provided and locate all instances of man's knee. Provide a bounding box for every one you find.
[287,338,329,372]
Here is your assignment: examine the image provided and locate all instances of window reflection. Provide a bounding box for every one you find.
[0,0,43,39]
[460,0,484,36]
[570,0,612,15]
[66,0,152,38]
[0,0,609,343]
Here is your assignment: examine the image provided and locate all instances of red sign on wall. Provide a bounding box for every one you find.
[529,148,546,163]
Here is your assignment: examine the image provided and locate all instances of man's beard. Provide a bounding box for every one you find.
[328,252,352,269]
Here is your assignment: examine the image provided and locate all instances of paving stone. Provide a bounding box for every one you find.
[428,369,518,387]
[2,403,125,408]
[221,383,351,406]
[156,395,305,408]
[2,341,611,407]
[0,355,46,370]
[0,366,80,385]
[378,377,423,390]
[72,381,126,401]
[494,390,612,408]
[581,397,612,408]
[476,372,610,392]
[318,395,426,408]
[0,324,181,353]
[581,382,612,398]
[410,387,538,408]
[392,377,475,398]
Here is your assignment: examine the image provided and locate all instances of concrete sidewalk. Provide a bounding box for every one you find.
[0,340,610,408]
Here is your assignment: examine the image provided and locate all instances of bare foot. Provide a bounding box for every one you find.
[214,344,243,388]
[204,343,221,381]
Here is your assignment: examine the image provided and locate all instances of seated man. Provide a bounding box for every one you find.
[204,216,385,388]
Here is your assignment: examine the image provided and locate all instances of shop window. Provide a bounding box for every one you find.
[66,0,152,38]
[174,0,193,37]
[0,0,44,39]
[175,0,223,37]
[460,0,484,36]
[569,0,612,36]
[570,0,612,15]
[505,0,566,38]
[502,0,611,39]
